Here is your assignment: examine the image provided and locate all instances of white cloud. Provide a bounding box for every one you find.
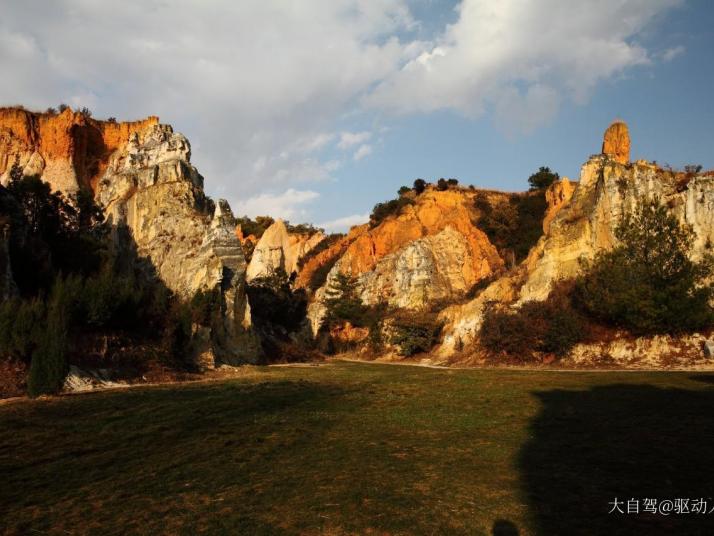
[660,45,685,62]
[338,131,372,149]
[233,189,319,220]
[0,0,683,219]
[0,0,415,201]
[353,144,373,160]
[318,213,369,233]
[365,0,683,132]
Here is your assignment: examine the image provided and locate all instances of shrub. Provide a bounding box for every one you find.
[57,104,69,113]
[436,178,448,191]
[370,196,414,228]
[398,186,411,196]
[413,178,427,194]
[480,306,532,357]
[235,215,274,239]
[447,178,459,186]
[480,281,585,359]
[528,166,559,190]
[474,192,547,264]
[27,282,70,397]
[389,310,442,356]
[576,200,714,334]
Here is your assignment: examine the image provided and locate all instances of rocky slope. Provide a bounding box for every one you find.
[437,122,714,359]
[307,188,508,333]
[0,108,258,365]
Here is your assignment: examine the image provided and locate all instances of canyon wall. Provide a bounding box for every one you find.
[0,108,258,364]
[437,124,714,358]
[307,188,505,334]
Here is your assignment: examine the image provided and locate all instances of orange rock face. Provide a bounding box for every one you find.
[309,189,503,286]
[601,120,630,164]
[0,107,158,192]
[543,178,576,233]
[295,224,368,289]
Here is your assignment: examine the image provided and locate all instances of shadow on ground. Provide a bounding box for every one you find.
[519,381,714,535]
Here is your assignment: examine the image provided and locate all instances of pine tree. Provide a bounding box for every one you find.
[323,272,367,328]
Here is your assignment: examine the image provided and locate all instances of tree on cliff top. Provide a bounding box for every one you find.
[577,199,713,334]
[528,166,559,191]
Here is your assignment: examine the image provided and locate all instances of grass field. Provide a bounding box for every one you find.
[2,362,714,535]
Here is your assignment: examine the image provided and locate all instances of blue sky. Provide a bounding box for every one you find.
[1,0,712,231]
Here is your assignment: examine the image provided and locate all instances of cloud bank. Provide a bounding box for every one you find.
[0,0,683,226]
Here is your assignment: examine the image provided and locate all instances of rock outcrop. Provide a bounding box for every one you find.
[308,188,504,333]
[438,147,714,358]
[542,178,575,233]
[246,219,324,281]
[295,224,368,289]
[0,107,158,193]
[601,120,630,164]
[96,123,258,363]
[0,107,259,365]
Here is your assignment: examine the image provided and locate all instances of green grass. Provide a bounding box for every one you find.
[2,362,714,535]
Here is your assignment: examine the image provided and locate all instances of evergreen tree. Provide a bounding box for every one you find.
[27,281,69,397]
[577,199,713,334]
[323,272,367,328]
[528,166,559,190]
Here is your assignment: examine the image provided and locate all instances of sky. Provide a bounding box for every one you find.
[1,0,712,232]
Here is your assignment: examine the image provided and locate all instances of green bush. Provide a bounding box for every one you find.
[474,192,547,263]
[480,282,585,359]
[0,297,45,360]
[413,179,427,194]
[389,311,442,356]
[577,200,714,334]
[479,307,532,357]
[27,282,69,397]
[369,196,415,228]
[528,166,559,190]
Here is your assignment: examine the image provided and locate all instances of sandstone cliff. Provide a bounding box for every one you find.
[246,219,324,281]
[307,188,505,333]
[0,107,158,193]
[0,107,259,365]
[437,129,714,358]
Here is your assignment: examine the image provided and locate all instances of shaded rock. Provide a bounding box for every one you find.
[246,219,325,281]
[96,124,259,363]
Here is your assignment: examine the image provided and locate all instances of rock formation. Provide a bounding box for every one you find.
[601,120,630,164]
[0,107,158,193]
[0,108,259,365]
[438,137,714,357]
[542,178,575,233]
[295,224,368,289]
[307,188,504,333]
[246,219,324,281]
